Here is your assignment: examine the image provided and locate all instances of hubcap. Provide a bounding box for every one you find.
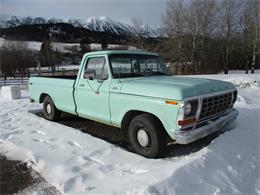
[46,104,52,114]
[137,129,149,147]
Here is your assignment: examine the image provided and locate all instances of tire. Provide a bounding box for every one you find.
[43,96,60,121]
[128,113,166,158]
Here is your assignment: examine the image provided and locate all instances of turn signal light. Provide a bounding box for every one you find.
[165,100,178,105]
[178,117,196,126]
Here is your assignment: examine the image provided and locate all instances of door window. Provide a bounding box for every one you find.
[84,57,108,80]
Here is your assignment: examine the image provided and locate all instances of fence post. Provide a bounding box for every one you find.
[21,71,24,84]
[4,74,7,85]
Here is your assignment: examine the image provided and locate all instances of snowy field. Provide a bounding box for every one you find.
[0,72,259,195]
[0,38,136,53]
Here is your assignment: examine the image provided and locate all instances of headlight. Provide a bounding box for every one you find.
[184,100,199,118]
[184,102,192,115]
[177,99,199,129]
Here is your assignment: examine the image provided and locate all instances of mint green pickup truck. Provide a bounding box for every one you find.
[29,50,238,158]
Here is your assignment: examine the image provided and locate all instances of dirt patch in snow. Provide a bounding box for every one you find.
[0,155,60,195]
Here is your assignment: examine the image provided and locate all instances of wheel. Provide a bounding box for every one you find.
[128,113,166,158]
[43,96,60,121]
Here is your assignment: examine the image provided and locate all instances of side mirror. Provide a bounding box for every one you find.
[84,69,96,80]
[97,75,108,83]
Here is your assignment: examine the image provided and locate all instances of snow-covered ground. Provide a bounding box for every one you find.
[0,73,259,195]
[0,38,136,53]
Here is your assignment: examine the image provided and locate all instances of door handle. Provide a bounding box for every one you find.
[79,84,85,87]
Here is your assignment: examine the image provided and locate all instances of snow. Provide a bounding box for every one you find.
[0,72,259,194]
[0,140,35,162]
[1,85,21,99]
[0,38,136,53]
[0,38,79,53]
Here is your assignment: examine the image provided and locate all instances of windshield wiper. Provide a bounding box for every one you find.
[115,73,145,78]
[142,72,169,77]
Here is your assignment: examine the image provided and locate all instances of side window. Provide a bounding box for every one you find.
[84,57,108,80]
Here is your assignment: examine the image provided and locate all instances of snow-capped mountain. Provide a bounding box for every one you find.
[83,16,133,35]
[0,15,47,27]
[0,15,21,28]
[0,15,161,37]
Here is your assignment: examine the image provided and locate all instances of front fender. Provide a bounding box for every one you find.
[110,92,180,138]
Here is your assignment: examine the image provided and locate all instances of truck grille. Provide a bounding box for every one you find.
[199,92,233,120]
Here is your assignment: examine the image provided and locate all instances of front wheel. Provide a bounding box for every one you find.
[43,96,60,121]
[128,114,166,158]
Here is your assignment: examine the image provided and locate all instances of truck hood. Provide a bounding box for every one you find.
[119,76,235,100]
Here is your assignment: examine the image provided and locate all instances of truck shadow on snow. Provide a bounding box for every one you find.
[33,111,222,158]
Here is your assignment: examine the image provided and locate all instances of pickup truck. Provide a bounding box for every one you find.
[29,50,239,158]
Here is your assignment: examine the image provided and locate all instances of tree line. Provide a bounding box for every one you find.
[144,0,259,74]
[0,41,35,76]
[0,37,62,76]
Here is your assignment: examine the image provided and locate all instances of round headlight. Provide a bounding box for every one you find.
[184,102,192,115]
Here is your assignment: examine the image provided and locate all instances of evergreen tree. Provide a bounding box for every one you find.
[39,36,56,67]
[80,35,91,56]
[100,34,108,50]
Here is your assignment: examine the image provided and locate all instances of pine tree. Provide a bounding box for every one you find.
[39,36,56,67]
[80,35,91,56]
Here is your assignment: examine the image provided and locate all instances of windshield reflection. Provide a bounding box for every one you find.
[109,54,170,78]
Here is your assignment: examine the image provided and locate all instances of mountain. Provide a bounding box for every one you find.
[0,23,128,44]
[0,15,161,37]
[85,16,132,35]
[0,15,21,28]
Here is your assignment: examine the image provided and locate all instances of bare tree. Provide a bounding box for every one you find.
[162,0,187,73]
[161,0,258,73]
[130,17,150,50]
[219,0,241,69]
[162,0,217,73]
[248,0,259,70]
[185,0,217,72]
[240,0,260,69]
[196,0,216,66]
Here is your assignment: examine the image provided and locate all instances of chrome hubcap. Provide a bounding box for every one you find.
[137,129,149,147]
[46,104,52,114]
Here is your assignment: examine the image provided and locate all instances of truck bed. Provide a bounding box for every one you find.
[29,76,77,115]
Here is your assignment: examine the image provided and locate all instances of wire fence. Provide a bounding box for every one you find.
[0,77,29,87]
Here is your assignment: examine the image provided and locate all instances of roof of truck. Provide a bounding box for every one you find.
[84,50,160,57]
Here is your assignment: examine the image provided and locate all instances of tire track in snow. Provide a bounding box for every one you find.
[0,92,211,194]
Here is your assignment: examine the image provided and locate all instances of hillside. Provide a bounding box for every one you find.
[0,23,129,44]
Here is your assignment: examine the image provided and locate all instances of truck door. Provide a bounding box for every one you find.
[75,56,111,124]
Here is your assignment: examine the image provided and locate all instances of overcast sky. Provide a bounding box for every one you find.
[1,0,168,26]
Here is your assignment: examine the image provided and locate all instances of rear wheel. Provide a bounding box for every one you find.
[128,114,166,158]
[43,96,60,121]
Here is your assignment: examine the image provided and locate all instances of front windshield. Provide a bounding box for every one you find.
[109,54,169,78]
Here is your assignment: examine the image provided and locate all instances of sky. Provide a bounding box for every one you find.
[0,0,168,26]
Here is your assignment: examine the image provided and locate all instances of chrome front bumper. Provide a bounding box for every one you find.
[173,109,239,144]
